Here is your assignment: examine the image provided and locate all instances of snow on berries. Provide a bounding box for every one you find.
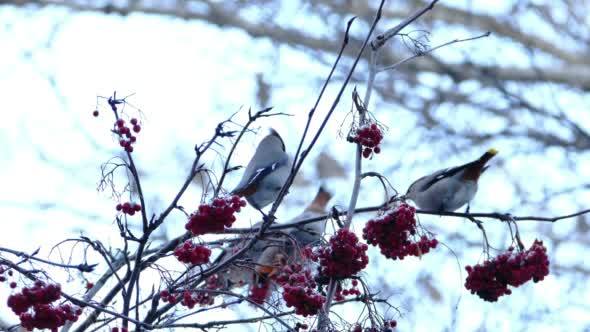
[7,281,82,331]
[116,201,142,216]
[114,118,141,153]
[185,195,247,235]
[363,203,438,260]
[316,229,369,279]
[174,240,211,265]
[350,123,384,159]
[464,239,550,302]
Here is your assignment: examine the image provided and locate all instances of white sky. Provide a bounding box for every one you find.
[0,2,589,331]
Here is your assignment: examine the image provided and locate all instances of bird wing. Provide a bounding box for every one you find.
[407,168,449,193]
[232,157,288,196]
[420,163,470,191]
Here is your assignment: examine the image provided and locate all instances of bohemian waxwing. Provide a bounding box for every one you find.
[405,149,498,212]
[231,129,290,210]
[255,186,332,278]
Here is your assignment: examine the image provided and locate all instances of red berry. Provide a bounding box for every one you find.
[133,125,141,133]
[116,119,125,128]
[363,203,437,260]
[185,195,246,235]
[464,239,549,302]
[10,282,17,288]
[92,110,99,117]
[317,229,369,279]
[174,241,211,265]
[130,118,138,125]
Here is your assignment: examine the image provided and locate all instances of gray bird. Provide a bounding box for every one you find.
[231,129,290,211]
[405,149,498,212]
[255,186,332,278]
[217,187,332,288]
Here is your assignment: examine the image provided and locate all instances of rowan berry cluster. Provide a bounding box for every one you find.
[159,289,178,304]
[111,327,129,332]
[283,285,326,317]
[0,266,9,282]
[114,118,141,153]
[274,263,325,317]
[295,322,309,331]
[248,281,271,305]
[363,204,438,260]
[178,275,221,308]
[334,279,361,301]
[464,240,550,302]
[173,240,211,265]
[7,281,82,331]
[351,320,397,332]
[349,123,383,158]
[185,195,246,235]
[115,202,142,215]
[315,229,369,279]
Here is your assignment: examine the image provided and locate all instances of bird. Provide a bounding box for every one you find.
[217,187,332,289]
[255,186,332,278]
[405,148,498,212]
[231,129,290,211]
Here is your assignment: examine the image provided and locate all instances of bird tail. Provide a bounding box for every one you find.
[479,148,498,164]
[306,186,333,213]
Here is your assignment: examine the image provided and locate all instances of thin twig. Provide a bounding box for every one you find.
[379,32,491,72]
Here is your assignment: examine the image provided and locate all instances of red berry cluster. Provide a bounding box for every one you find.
[351,320,397,332]
[283,285,326,317]
[115,202,142,215]
[363,204,438,260]
[334,279,361,301]
[465,240,550,302]
[7,281,82,331]
[248,281,271,305]
[173,240,211,265]
[159,289,179,304]
[274,263,326,317]
[194,274,222,306]
[114,118,141,153]
[295,322,309,331]
[163,275,221,308]
[315,229,369,279]
[0,266,8,282]
[111,327,129,332]
[350,123,383,158]
[180,290,199,308]
[185,195,246,235]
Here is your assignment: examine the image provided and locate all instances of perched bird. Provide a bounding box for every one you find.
[255,186,332,277]
[231,129,290,211]
[405,149,498,212]
[217,187,332,289]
